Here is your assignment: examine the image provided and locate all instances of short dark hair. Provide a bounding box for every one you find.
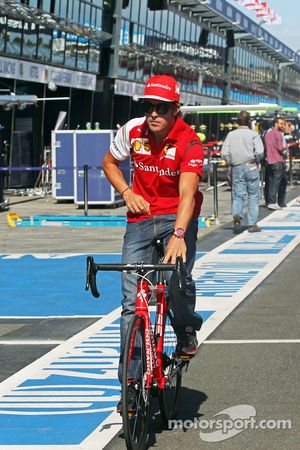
[273,116,285,126]
[237,111,250,126]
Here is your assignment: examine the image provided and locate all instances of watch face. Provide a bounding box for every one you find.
[174,227,185,237]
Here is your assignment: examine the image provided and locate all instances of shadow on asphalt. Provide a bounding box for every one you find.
[111,387,208,449]
[147,387,208,448]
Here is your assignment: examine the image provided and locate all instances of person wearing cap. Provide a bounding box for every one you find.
[102,74,204,412]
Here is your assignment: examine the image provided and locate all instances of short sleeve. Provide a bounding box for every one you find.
[180,141,204,177]
[109,124,131,161]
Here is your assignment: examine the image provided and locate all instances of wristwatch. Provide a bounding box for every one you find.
[173,227,185,239]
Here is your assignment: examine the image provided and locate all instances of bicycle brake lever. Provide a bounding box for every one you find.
[85,256,100,298]
[176,256,186,293]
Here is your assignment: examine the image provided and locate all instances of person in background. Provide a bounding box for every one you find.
[221,110,264,233]
[264,117,287,210]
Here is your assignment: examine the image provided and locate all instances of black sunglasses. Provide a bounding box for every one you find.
[143,101,174,115]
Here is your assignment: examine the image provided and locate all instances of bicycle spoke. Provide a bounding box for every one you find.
[159,312,182,426]
[122,315,150,450]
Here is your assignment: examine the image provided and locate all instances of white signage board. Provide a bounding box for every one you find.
[0,55,96,91]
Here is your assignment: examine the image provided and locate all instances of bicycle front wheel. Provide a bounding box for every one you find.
[122,314,150,450]
[159,312,182,426]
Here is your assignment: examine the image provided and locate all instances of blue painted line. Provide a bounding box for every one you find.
[220,233,295,255]
[278,235,295,244]
[34,216,124,221]
[196,268,260,297]
[4,200,300,449]
[221,249,287,254]
[267,214,300,222]
[198,311,214,321]
[0,311,213,446]
[0,249,213,450]
[0,254,122,316]
[10,215,209,228]
[0,318,121,446]
[0,253,206,317]
[13,215,127,227]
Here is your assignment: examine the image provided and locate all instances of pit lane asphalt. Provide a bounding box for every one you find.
[106,246,300,450]
[0,184,300,449]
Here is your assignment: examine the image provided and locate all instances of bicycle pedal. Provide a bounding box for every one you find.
[178,354,194,360]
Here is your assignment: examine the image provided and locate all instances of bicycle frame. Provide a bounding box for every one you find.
[85,255,186,391]
[85,254,187,449]
[134,278,169,391]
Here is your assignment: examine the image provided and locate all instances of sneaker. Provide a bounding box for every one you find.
[233,214,242,234]
[176,326,199,357]
[278,203,287,208]
[267,203,282,210]
[248,225,262,233]
[116,382,138,415]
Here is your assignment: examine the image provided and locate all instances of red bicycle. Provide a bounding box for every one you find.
[86,240,190,450]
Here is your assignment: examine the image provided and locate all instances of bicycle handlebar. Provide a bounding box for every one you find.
[85,256,186,298]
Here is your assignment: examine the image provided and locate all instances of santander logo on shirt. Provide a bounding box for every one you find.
[133,160,180,177]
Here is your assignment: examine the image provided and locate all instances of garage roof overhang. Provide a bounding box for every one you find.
[0,0,111,44]
[170,0,300,69]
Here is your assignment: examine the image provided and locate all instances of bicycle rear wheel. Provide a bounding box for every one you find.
[122,314,150,450]
[159,312,182,426]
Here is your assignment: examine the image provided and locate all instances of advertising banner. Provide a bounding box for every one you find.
[0,55,96,91]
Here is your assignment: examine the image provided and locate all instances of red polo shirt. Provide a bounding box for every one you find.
[110,116,204,222]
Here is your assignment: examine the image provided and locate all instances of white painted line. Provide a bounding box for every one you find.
[81,410,122,449]
[203,339,300,344]
[193,202,300,344]
[0,308,123,449]
[196,299,231,310]
[0,307,121,393]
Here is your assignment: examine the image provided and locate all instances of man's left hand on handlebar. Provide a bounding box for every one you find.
[163,235,187,264]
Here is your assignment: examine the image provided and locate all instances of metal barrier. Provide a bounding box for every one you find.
[2,160,300,219]
[83,164,89,216]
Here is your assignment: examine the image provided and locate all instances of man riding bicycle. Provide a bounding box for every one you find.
[102,74,204,412]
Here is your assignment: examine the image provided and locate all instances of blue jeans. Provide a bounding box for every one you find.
[118,215,203,381]
[232,164,260,226]
[267,162,287,206]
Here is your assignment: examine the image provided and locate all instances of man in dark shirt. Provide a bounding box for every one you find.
[264,117,287,210]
